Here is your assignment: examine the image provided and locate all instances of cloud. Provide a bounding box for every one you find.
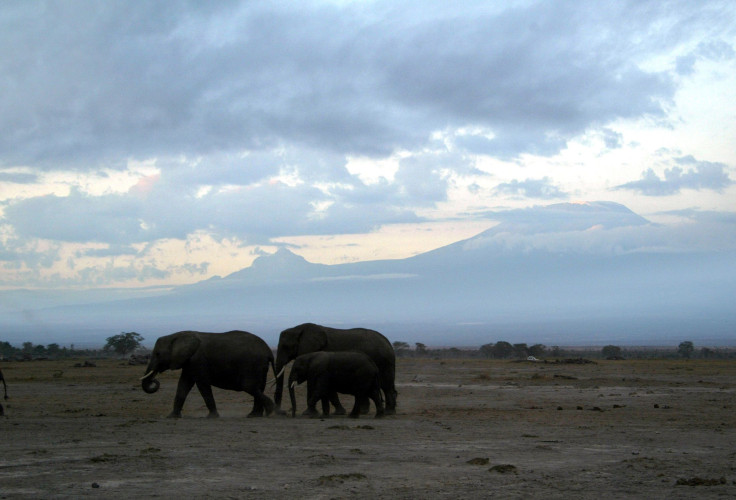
[615,156,734,196]
[494,177,569,200]
[0,171,38,184]
[676,39,735,76]
[2,172,424,245]
[0,0,691,171]
[1,2,734,289]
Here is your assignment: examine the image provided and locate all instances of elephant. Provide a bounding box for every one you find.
[273,323,397,415]
[0,367,7,416]
[140,330,276,418]
[288,351,384,419]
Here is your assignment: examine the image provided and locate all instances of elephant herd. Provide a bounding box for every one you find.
[140,323,397,419]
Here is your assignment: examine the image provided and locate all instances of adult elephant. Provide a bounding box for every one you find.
[273,323,397,415]
[140,330,276,418]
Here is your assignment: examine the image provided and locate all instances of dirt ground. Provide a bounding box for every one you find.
[1,356,735,499]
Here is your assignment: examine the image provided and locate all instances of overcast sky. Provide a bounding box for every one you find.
[1,0,735,289]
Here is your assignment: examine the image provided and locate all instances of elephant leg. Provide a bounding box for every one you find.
[348,396,361,418]
[248,389,275,418]
[248,391,265,418]
[330,392,346,415]
[195,380,219,418]
[357,395,370,414]
[321,396,331,417]
[382,373,397,415]
[169,373,195,418]
[370,388,385,418]
[302,382,320,418]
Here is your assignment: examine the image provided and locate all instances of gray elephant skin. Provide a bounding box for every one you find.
[140,330,276,418]
[289,351,384,419]
[0,367,7,416]
[274,323,397,415]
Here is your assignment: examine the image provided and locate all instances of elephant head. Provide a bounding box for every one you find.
[141,331,201,394]
[273,323,327,408]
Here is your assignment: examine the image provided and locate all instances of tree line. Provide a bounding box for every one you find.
[392,340,736,360]
[2,335,734,361]
[0,332,145,360]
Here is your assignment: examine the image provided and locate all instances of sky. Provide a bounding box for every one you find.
[1,0,735,291]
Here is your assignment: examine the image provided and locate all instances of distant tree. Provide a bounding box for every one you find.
[491,341,514,359]
[104,332,145,356]
[528,344,547,358]
[479,343,494,358]
[513,343,529,358]
[46,343,61,356]
[601,345,623,359]
[22,342,33,353]
[550,346,562,358]
[392,341,410,357]
[700,347,714,359]
[0,341,17,358]
[415,343,427,355]
[678,341,694,359]
[32,344,47,356]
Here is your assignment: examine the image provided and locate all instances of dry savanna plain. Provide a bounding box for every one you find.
[1,355,735,499]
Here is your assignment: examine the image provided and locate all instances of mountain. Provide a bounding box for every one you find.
[2,202,735,347]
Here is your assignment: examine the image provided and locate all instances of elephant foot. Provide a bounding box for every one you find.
[247,411,264,418]
[374,411,385,419]
[384,407,396,416]
[348,412,360,419]
[263,397,275,416]
[302,408,320,418]
[206,411,220,418]
[332,407,347,416]
[166,412,182,419]
[274,408,288,417]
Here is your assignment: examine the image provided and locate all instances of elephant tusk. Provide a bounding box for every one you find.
[266,366,287,386]
[290,381,297,389]
[140,370,155,380]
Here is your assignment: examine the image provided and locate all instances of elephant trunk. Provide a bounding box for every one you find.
[288,378,297,418]
[141,370,160,394]
[273,351,291,408]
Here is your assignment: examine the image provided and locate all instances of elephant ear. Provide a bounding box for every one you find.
[170,333,201,370]
[297,326,327,355]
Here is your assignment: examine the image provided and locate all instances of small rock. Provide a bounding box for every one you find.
[91,483,100,489]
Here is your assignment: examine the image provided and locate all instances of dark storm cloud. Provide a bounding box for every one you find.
[0,0,696,171]
[615,156,734,196]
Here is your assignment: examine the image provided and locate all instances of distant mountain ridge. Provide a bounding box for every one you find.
[1,201,735,347]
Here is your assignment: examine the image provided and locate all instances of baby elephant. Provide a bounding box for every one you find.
[289,351,384,419]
